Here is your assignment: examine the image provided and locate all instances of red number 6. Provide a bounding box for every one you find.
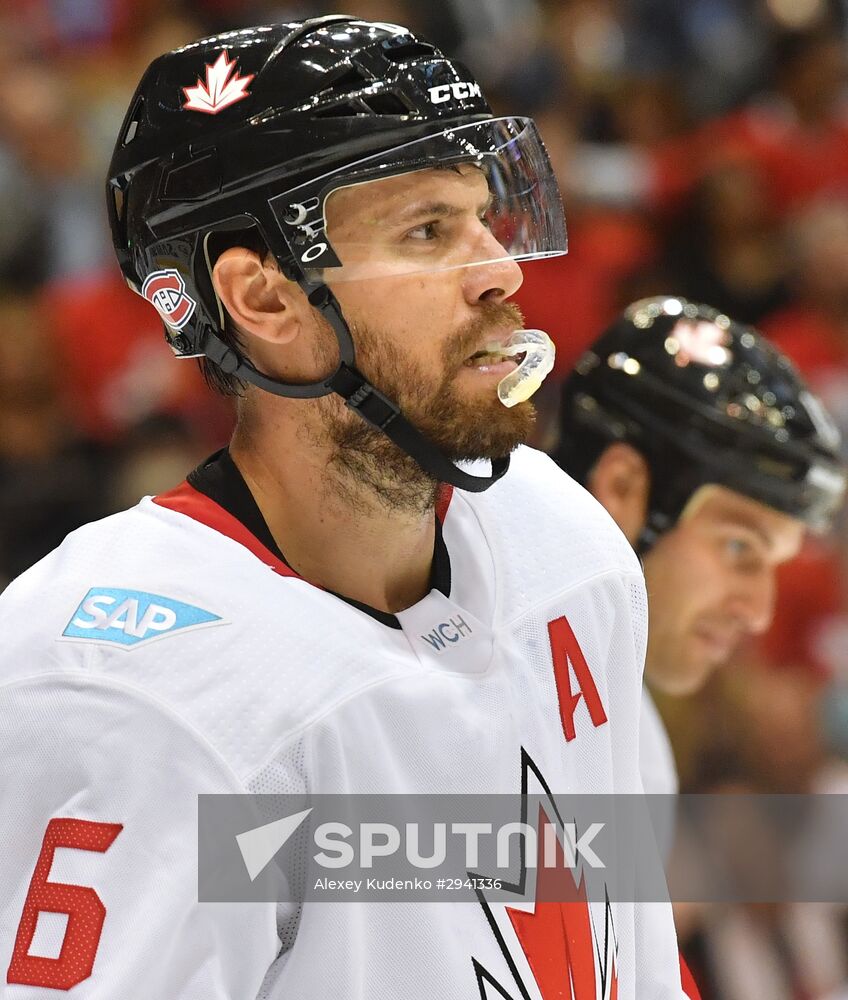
[7,818,123,991]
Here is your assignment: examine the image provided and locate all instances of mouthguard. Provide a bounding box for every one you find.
[497,329,556,407]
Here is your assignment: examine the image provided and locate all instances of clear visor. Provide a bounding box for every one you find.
[268,117,567,283]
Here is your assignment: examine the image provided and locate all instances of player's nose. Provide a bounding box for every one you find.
[731,571,777,637]
[462,228,523,304]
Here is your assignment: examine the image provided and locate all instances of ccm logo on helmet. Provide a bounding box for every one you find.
[428,81,482,105]
[141,269,197,329]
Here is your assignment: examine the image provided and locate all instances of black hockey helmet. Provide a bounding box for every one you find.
[555,296,846,549]
[106,16,567,491]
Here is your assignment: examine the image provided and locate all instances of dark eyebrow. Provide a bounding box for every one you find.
[392,193,493,224]
[398,201,461,221]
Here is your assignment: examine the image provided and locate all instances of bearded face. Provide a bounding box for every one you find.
[290,164,533,508]
[308,298,536,510]
[226,163,536,511]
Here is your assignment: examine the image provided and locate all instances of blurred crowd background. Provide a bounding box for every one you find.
[2,0,848,996]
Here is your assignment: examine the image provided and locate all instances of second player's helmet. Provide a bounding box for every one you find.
[556,296,846,549]
[107,16,567,491]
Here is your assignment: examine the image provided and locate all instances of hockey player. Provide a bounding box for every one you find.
[555,296,846,796]
[2,20,690,999]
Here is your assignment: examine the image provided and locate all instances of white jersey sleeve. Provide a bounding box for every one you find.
[638,687,680,872]
[639,686,679,796]
[0,571,279,998]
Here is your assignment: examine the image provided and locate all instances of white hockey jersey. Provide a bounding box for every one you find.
[639,688,679,797]
[0,446,687,999]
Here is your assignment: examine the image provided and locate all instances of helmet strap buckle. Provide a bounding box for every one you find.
[327,365,399,431]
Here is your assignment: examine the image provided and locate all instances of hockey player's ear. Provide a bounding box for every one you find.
[212,247,304,345]
[588,442,650,546]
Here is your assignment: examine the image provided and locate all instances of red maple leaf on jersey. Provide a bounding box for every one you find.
[182,51,254,115]
[506,806,618,1000]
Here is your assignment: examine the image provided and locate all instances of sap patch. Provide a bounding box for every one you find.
[61,588,226,649]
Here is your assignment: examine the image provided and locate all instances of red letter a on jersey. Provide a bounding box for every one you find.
[547,616,608,742]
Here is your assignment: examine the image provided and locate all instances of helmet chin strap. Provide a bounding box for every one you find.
[203,281,510,493]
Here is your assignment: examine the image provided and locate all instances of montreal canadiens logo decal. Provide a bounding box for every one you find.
[141,269,196,329]
[183,50,254,115]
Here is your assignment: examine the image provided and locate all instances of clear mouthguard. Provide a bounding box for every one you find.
[497,329,556,407]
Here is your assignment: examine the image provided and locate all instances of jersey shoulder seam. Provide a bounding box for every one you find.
[240,664,418,787]
[498,566,646,630]
[0,669,250,792]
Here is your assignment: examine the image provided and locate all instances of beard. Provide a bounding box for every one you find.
[307,300,537,514]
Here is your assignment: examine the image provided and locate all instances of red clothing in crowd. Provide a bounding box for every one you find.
[760,305,848,375]
[653,103,848,218]
[756,304,848,678]
[517,211,657,377]
[40,270,232,444]
[759,541,844,678]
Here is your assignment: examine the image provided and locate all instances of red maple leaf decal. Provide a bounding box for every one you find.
[506,807,618,1000]
[182,50,254,115]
